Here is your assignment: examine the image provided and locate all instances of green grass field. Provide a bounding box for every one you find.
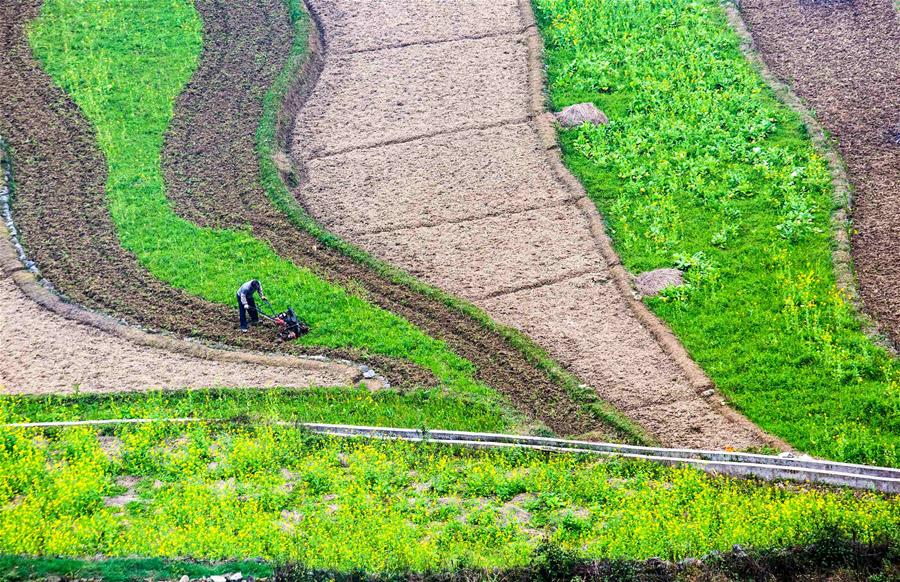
[534,0,899,467]
[1,422,895,569]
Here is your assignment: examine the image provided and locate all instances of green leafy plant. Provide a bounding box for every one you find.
[534,0,899,466]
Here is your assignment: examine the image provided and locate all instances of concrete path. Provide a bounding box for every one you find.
[292,0,771,448]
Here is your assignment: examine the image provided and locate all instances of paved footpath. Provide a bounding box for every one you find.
[293,0,772,448]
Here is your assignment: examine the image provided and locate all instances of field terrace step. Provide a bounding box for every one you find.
[291,0,778,449]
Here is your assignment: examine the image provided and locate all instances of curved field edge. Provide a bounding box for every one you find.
[532,0,899,466]
[0,422,896,569]
[259,0,647,444]
[23,0,517,426]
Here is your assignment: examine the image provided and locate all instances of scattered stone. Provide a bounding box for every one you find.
[634,268,684,297]
[225,572,243,581]
[554,102,609,128]
[179,575,190,582]
[362,369,376,379]
[210,575,227,582]
[778,451,796,459]
[701,389,715,397]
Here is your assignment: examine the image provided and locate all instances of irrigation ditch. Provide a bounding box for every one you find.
[6,418,899,493]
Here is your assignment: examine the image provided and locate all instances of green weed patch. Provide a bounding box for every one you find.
[0,388,509,433]
[26,0,499,412]
[0,424,896,570]
[534,0,899,466]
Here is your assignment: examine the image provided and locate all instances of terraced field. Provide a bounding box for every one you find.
[0,0,897,577]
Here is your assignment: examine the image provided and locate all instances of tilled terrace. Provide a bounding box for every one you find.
[292,0,770,448]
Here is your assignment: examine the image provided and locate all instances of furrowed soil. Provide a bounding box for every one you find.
[290,0,774,449]
[0,0,357,393]
[741,0,900,347]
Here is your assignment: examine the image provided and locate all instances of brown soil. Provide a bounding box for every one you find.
[740,0,900,347]
[157,0,613,437]
[0,0,427,390]
[289,0,776,449]
[0,271,356,394]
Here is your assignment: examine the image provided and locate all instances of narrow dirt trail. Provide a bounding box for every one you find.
[292,0,770,448]
[741,0,900,348]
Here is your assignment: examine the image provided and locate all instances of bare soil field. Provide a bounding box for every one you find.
[741,0,900,347]
[291,0,773,448]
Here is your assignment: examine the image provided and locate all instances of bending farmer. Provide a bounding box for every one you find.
[236,279,266,332]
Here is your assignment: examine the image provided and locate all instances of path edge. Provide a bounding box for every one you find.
[0,146,363,383]
[725,1,896,356]
[517,0,790,451]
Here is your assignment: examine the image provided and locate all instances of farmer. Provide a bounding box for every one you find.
[236,279,266,332]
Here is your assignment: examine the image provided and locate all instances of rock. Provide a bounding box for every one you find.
[701,389,715,397]
[634,268,684,297]
[362,369,376,379]
[178,576,190,582]
[778,451,796,459]
[225,573,243,582]
[210,576,227,582]
[680,557,702,569]
[554,102,609,128]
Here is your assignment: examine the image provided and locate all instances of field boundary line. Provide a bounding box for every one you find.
[0,146,364,382]
[6,418,897,493]
[725,1,896,355]
[516,0,789,451]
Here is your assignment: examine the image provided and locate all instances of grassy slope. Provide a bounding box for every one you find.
[0,423,896,569]
[533,0,899,466]
[25,0,500,412]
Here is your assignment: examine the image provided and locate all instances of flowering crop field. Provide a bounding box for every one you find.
[534,0,899,466]
[0,422,896,569]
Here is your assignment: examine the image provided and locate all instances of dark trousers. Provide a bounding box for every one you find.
[238,294,258,330]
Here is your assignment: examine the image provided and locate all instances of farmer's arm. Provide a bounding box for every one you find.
[257,281,266,301]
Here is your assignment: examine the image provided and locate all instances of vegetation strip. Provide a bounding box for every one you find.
[1,422,896,568]
[533,0,899,466]
[4,418,898,492]
[740,0,900,349]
